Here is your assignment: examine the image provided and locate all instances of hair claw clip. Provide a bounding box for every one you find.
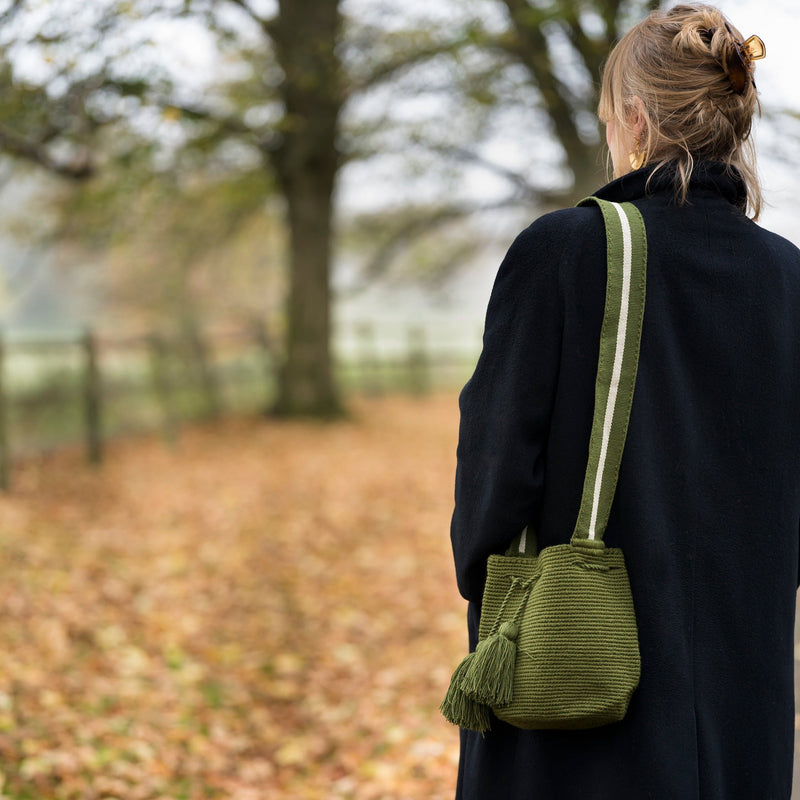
[723,27,765,94]
[741,35,766,64]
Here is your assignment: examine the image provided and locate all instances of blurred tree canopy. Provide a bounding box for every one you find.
[0,0,661,416]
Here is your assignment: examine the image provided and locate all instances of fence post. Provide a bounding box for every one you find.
[406,325,430,396]
[82,327,103,465]
[0,332,10,490]
[356,322,382,396]
[187,327,221,419]
[250,317,276,408]
[147,333,178,445]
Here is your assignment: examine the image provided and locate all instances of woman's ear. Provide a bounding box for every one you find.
[629,96,648,142]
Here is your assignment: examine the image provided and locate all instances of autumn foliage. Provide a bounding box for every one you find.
[0,394,465,798]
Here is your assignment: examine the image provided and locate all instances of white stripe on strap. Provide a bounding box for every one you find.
[587,202,633,540]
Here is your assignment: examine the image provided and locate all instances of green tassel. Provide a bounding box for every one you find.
[461,621,518,706]
[440,652,491,732]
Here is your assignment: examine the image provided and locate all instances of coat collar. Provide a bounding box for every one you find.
[591,160,748,212]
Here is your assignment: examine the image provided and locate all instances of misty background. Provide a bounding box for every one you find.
[0,0,796,366]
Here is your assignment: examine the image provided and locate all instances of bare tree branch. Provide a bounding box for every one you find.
[499,0,599,187]
[346,36,470,98]
[0,122,93,178]
[599,0,626,39]
[155,99,282,158]
[348,202,508,291]
[346,187,574,291]
[410,137,541,202]
[560,5,610,88]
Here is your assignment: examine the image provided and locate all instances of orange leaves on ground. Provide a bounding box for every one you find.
[0,394,466,798]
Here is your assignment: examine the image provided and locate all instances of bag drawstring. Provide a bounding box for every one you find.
[461,576,537,705]
[441,574,540,731]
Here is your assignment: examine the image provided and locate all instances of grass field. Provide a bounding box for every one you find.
[0,394,466,799]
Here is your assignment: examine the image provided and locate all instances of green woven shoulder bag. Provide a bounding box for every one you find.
[441,198,646,732]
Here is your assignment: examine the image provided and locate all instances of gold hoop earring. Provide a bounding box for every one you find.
[629,137,646,171]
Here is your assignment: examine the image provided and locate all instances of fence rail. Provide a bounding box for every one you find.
[0,319,481,489]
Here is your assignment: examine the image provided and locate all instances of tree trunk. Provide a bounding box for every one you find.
[274,157,341,416]
[270,0,344,417]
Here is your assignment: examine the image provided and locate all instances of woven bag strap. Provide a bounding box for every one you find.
[570,198,647,545]
[507,199,647,557]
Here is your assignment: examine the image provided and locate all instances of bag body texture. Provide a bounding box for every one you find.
[479,544,639,729]
[450,162,800,799]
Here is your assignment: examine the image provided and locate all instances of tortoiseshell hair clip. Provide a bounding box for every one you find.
[723,24,766,94]
[701,25,766,94]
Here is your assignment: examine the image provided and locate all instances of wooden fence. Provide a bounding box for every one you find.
[0,318,480,489]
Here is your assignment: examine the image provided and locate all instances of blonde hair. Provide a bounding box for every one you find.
[598,3,763,219]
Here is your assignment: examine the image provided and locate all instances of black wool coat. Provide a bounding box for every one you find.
[450,162,800,800]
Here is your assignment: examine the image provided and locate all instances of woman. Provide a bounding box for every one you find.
[449,4,800,799]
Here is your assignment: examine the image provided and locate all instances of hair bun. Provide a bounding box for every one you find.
[671,4,727,55]
[673,9,758,95]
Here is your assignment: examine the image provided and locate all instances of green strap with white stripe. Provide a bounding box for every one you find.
[507,198,647,557]
[570,197,647,545]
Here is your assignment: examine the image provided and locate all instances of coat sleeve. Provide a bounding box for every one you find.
[450,217,564,604]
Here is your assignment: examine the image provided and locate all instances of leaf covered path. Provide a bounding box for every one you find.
[0,394,466,799]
